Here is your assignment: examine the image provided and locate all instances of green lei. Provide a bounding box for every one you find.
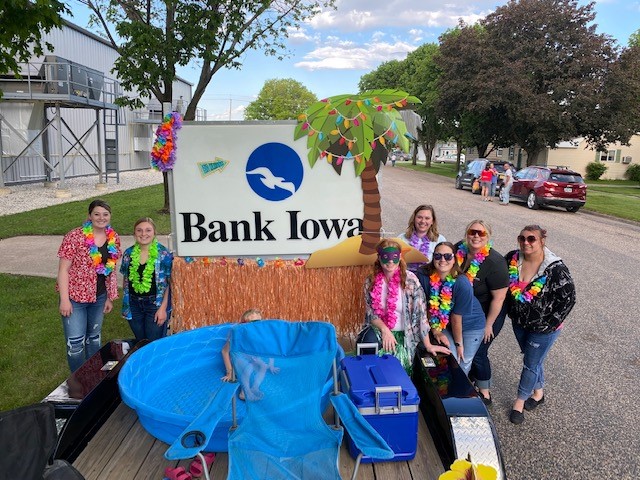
[129,239,158,294]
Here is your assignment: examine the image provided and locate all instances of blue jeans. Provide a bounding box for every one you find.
[470,308,507,389]
[129,294,168,342]
[501,182,512,204]
[441,328,484,376]
[490,181,497,197]
[513,323,561,400]
[61,293,106,372]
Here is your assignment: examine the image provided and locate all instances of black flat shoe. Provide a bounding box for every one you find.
[509,409,525,424]
[524,395,545,411]
[480,393,492,406]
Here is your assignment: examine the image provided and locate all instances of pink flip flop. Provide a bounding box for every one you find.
[189,452,216,478]
[164,466,192,480]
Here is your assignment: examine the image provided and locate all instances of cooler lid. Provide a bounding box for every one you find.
[341,354,420,408]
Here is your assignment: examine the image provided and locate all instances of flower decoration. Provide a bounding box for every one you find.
[82,221,119,276]
[151,111,182,172]
[129,239,158,294]
[428,273,456,331]
[237,258,245,266]
[203,257,211,265]
[508,252,547,303]
[256,257,265,267]
[439,458,497,480]
[218,257,227,266]
[185,257,195,263]
[273,258,285,268]
[294,258,305,266]
[370,269,401,329]
[456,242,492,284]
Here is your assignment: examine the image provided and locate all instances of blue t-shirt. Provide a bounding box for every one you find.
[450,277,486,331]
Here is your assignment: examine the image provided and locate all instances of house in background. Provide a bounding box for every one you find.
[0,20,198,189]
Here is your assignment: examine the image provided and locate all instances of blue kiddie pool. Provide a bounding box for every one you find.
[118,322,342,452]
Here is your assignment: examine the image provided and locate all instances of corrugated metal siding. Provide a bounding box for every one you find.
[0,22,191,185]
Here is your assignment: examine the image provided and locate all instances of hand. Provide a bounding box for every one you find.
[456,345,465,363]
[483,325,494,343]
[269,365,280,374]
[426,343,451,356]
[381,329,397,352]
[155,308,167,325]
[433,330,450,348]
[103,299,113,314]
[59,298,73,317]
[221,372,233,382]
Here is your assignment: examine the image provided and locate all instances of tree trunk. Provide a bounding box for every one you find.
[359,161,382,255]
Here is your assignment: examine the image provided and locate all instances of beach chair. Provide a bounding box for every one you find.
[165,320,392,480]
[0,402,85,480]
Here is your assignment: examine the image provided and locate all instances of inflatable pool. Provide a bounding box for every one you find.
[119,323,342,453]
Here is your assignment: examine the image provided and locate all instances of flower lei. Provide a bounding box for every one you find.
[508,251,547,303]
[408,233,430,268]
[151,112,182,172]
[129,239,159,294]
[82,221,118,276]
[370,269,401,329]
[428,273,456,331]
[456,241,492,284]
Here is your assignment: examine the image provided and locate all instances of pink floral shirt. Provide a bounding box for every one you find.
[57,227,121,302]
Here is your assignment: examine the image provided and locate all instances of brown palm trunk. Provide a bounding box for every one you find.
[359,161,382,254]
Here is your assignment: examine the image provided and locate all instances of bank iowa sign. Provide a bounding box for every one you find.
[170,122,364,257]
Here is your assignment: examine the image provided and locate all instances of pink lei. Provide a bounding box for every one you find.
[370,269,401,329]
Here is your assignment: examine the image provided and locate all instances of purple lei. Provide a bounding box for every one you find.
[407,233,430,271]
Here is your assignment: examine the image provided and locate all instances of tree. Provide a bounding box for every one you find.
[244,78,317,120]
[358,60,406,92]
[295,90,421,254]
[81,0,334,210]
[0,0,69,97]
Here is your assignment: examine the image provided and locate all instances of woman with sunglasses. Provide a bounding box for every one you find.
[454,220,509,404]
[505,225,575,425]
[398,204,446,272]
[359,239,450,373]
[417,242,486,375]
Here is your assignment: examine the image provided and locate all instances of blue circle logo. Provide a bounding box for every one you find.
[246,143,304,202]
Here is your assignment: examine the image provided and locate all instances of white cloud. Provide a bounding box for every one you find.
[295,40,417,71]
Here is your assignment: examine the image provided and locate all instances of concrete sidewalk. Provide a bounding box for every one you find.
[0,234,171,281]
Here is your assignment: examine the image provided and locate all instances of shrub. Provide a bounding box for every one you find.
[625,163,640,183]
[585,162,608,180]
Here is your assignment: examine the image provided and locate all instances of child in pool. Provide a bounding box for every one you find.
[221,309,280,401]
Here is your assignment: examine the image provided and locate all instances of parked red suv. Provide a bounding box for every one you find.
[510,166,586,212]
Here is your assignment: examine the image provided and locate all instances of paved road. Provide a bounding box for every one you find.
[379,163,640,479]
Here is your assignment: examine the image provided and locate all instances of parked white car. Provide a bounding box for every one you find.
[434,154,465,164]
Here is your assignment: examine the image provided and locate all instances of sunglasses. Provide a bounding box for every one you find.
[467,229,487,238]
[433,252,454,261]
[517,235,538,244]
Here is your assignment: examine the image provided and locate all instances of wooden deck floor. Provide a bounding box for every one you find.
[73,402,444,479]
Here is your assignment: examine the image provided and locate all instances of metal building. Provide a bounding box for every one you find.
[0,20,194,188]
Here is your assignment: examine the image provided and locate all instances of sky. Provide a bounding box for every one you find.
[65,0,640,121]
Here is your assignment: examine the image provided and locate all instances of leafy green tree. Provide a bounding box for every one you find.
[0,0,69,98]
[81,0,334,210]
[629,29,640,48]
[358,60,406,91]
[295,90,421,254]
[244,78,317,120]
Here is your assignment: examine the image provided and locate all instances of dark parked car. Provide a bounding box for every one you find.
[510,166,586,212]
[455,159,508,194]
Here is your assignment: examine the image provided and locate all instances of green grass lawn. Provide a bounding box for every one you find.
[0,185,170,239]
[0,274,132,411]
[398,161,459,178]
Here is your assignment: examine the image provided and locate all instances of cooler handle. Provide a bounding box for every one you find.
[375,386,402,414]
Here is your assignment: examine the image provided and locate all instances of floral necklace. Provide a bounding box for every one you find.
[82,221,118,276]
[428,273,456,331]
[370,269,401,329]
[409,233,430,258]
[129,239,159,294]
[508,251,547,303]
[456,241,492,284]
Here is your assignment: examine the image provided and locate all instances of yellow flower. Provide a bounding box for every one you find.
[438,459,498,480]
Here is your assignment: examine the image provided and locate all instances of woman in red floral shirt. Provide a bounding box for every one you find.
[57,200,121,372]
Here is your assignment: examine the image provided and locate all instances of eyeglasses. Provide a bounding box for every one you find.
[467,229,487,238]
[517,235,538,244]
[433,253,454,261]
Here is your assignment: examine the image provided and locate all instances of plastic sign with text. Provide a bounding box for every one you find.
[171,122,365,257]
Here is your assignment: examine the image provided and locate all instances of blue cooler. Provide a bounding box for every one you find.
[340,354,419,463]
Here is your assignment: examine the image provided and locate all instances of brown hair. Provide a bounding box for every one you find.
[133,217,157,235]
[405,204,440,242]
[240,308,262,323]
[521,224,547,239]
[424,241,462,279]
[88,199,111,214]
[369,239,407,290]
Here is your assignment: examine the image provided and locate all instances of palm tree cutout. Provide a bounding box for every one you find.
[295,89,421,254]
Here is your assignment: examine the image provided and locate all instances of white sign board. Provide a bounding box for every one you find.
[170,122,365,257]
